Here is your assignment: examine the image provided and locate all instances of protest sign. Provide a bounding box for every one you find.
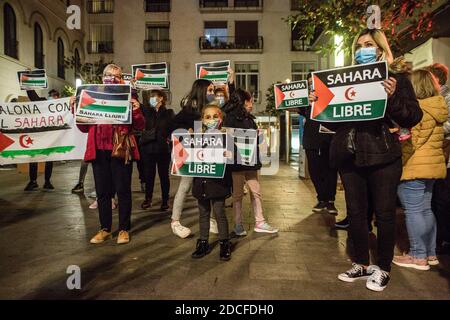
[75,84,131,124]
[195,60,230,84]
[274,80,309,110]
[17,69,48,90]
[311,61,388,122]
[0,98,87,164]
[132,62,169,90]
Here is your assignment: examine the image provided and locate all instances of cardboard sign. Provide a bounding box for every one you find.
[226,128,258,166]
[274,80,309,110]
[195,60,230,84]
[311,61,388,122]
[171,132,227,178]
[132,62,169,90]
[122,73,133,85]
[75,84,131,124]
[0,98,87,164]
[17,69,48,90]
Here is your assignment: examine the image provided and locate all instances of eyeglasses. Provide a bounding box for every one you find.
[104,74,123,79]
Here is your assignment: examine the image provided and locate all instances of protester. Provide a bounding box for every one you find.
[429,63,450,252]
[140,89,174,211]
[310,29,422,291]
[191,103,232,261]
[170,79,215,238]
[23,89,59,191]
[76,64,145,245]
[223,89,278,236]
[393,69,447,270]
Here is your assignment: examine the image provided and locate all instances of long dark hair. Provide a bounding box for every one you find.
[181,79,212,113]
[223,88,252,114]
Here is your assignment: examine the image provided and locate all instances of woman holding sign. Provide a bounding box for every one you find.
[76,64,145,245]
[310,29,422,292]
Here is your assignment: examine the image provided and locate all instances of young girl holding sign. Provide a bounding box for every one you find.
[191,103,232,261]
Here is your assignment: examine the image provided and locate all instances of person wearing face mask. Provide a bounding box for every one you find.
[23,89,59,191]
[223,89,278,236]
[139,90,174,211]
[170,79,215,238]
[214,87,228,108]
[76,64,145,245]
[310,29,422,292]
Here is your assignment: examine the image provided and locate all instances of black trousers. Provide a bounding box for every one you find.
[432,168,450,244]
[141,152,171,202]
[339,158,402,272]
[29,162,53,182]
[92,150,132,231]
[198,198,229,241]
[306,148,338,202]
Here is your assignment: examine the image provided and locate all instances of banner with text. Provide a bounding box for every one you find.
[0,98,87,165]
[311,61,388,122]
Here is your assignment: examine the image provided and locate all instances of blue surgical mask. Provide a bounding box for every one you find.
[47,96,53,100]
[216,96,225,107]
[355,47,377,64]
[205,119,220,130]
[149,97,158,107]
[206,94,216,103]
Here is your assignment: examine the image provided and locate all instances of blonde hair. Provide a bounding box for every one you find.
[103,63,122,77]
[202,102,222,118]
[411,69,440,99]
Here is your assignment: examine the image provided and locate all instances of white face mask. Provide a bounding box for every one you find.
[149,97,159,107]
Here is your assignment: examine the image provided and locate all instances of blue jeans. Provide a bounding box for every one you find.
[398,179,437,259]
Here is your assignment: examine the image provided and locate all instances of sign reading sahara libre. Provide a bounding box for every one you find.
[274,80,309,110]
[132,62,169,90]
[171,132,227,178]
[311,61,388,122]
[75,84,131,125]
[195,60,230,84]
[0,98,87,165]
[17,69,48,90]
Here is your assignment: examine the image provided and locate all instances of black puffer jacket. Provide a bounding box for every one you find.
[140,105,174,154]
[192,170,232,200]
[172,107,201,131]
[299,105,333,150]
[330,72,423,168]
[223,105,262,171]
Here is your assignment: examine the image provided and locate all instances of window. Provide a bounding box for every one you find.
[235,21,259,48]
[200,0,228,8]
[57,38,65,79]
[145,0,170,12]
[235,63,259,102]
[291,62,316,81]
[145,23,171,53]
[74,49,81,78]
[3,3,18,59]
[204,21,227,48]
[87,0,114,14]
[234,0,262,7]
[34,23,44,69]
[88,24,114,53]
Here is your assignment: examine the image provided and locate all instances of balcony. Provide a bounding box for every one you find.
[87,0,114,14]
[87,41,114,54]
[199,0,263,12]
[144,39,171,53]
[199,36,263,53]
[144,0,171,12]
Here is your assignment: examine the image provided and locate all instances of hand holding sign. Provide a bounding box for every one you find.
[383,77,397,97]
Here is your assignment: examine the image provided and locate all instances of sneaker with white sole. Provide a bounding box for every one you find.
[89,200,98,210]
[210,218,219,234]
[171,221,191,239]
[427,256,439,266]
[234,224,247,236]
[338,263,372,282]
[366,265,390,292]
[90,229,112,244]
[254,222,278,234]
[392,254,430,271]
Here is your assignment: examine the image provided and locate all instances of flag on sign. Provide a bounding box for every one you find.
[18,69,48,90]
[79,90,129,114]
[171,137,190,172]
[274,80,309,110]
[135,68,167,87]
[198,66,228,83]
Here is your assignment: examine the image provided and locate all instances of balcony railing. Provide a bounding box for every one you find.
[199,0,263,12]
[144,0,171,12]
[87,0,114,14]
[199,36,263,52]
[87,41,114,54]
[144,39,171,53]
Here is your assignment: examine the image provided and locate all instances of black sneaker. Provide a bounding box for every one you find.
[326,202,338,215]
[141,200,152,210]
[366,265,390,292]
[219,240,232,261]
[191,239,212,259]
[312,201,328,212]
[24,181,38,191]
[335,217,349,229]
[338,263,372,282]
[160,201,169,211]
[71,183,84,194]
[43,181,54,190]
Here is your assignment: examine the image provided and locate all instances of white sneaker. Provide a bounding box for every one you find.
[210,218,219,234]
[171,221,191,239]
[366,265,390,292]
[254,222,278,234]
[89,200,98,210]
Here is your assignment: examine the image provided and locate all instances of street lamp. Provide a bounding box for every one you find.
[75,78,82,88]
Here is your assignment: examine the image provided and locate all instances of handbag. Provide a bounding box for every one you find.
[329,127,356,167]
[112,128,135,164]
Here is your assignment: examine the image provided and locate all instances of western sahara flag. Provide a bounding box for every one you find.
[135,68,167,87]
[18,70,47,89]
[198,66,228,83]
[274,80,309,110]
[79,90,129,114]
[311,61,388,122]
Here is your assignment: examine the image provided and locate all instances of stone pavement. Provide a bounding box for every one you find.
[0,161,449,300]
